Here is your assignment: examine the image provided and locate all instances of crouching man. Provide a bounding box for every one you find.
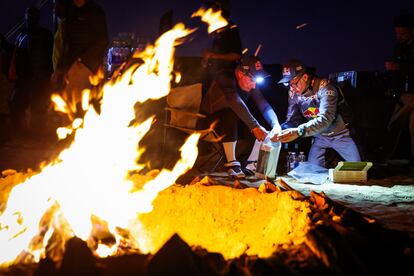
[200,55,281,178]
[274,60,360,167]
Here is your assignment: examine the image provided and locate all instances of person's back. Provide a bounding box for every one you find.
[51,0,108,113]
[63,0,108,73]
[53,0,73,72]
[200,0,242,87]
[208,21,242,74]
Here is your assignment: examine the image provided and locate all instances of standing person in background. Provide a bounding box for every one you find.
[52,0,73,73]
[200,0,267,178]
[51,0,108,113]
[275,60,360,168]
[201,0,241,89]
[8,7,53,141]
[383,14,414,166]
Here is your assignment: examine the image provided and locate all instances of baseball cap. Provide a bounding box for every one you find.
[278,60,307,84]
[238,55,269,80]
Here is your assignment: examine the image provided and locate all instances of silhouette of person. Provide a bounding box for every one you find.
[8,7,53,140]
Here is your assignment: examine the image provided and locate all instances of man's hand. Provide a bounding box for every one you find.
[251,126,268,141]
[275,128,300,143]
[270,125,281,142]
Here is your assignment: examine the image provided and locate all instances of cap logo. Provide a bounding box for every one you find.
[282,66,291,77]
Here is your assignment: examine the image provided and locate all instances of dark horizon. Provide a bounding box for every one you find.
[1,0,414,77]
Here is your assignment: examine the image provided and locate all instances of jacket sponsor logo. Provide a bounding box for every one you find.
[325,90,335,96]
[300,94,318,101]
[303,107,319,118]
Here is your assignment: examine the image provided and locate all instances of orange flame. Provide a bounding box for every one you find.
[192,7,228,33]
[0,23,199,266]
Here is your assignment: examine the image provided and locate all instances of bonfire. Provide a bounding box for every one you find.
[0,7,412,276]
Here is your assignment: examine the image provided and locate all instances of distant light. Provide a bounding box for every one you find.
[255,76,264,84]
[283,82,289,87]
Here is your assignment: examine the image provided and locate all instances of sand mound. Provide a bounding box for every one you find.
[138,183,311,259]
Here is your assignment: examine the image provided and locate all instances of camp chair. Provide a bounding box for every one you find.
[163,83,224,172]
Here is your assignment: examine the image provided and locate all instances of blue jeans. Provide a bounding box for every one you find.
[308,128,361,167]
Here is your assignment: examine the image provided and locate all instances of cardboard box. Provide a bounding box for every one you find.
[329,162,373,183]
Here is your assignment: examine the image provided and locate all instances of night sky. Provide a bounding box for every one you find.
[1,0,414,77]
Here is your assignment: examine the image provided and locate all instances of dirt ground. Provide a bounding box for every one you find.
[0,137,413,243]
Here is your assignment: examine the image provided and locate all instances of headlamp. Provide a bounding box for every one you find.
[254,76,265,84]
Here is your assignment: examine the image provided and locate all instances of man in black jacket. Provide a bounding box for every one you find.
[52,0,108,111]
[200,1,280,178]
[201,55,281,178]
[384,14,414,166]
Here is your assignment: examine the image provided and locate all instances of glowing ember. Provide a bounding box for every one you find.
[0,23,198,266]
[192,7,229,33]
[296,22,308,30]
